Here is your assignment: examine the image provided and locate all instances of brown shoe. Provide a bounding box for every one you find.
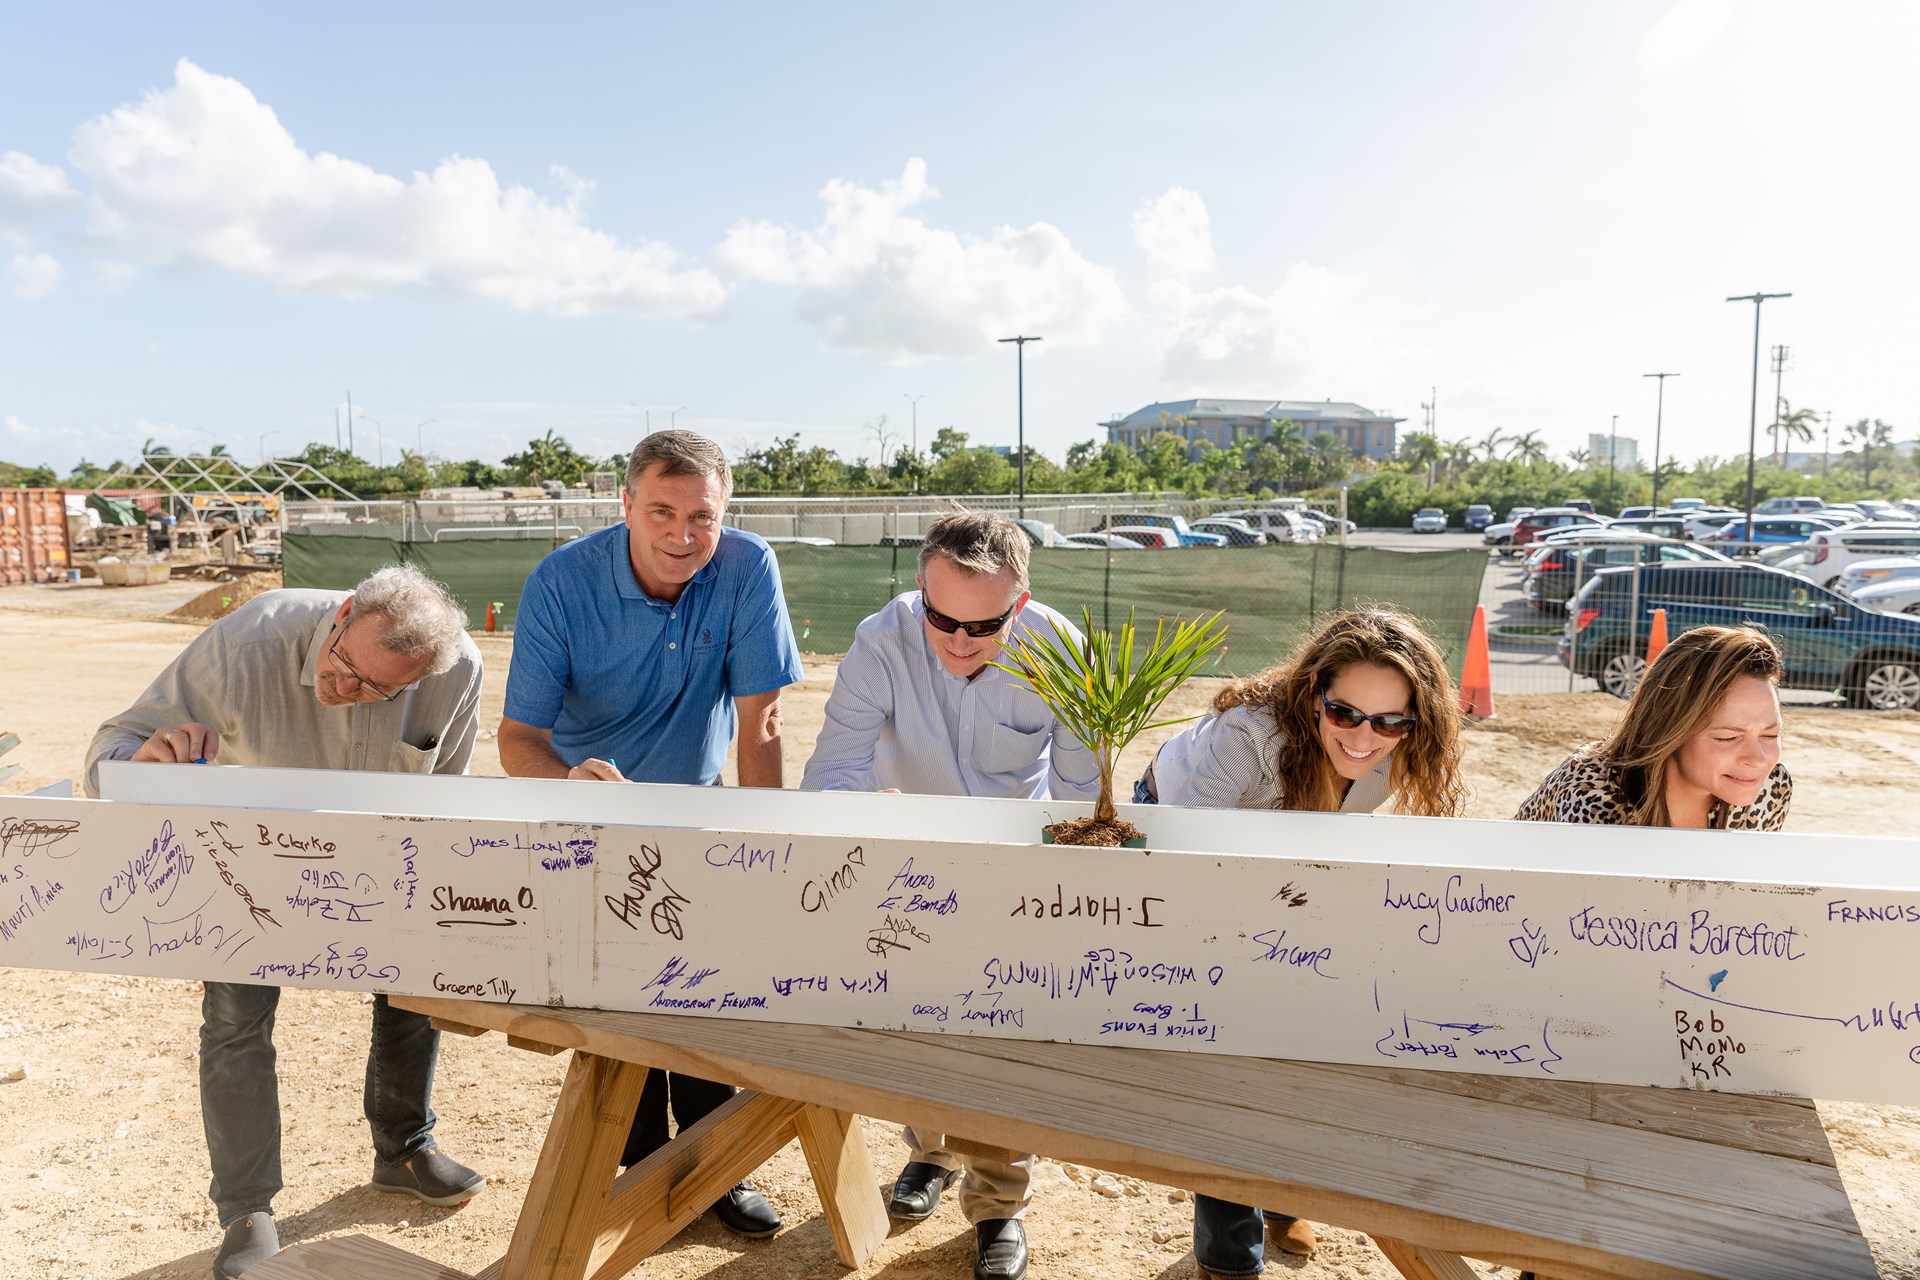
[1268,1215,1317,1256]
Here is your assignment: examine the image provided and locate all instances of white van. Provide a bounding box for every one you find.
[1215,508,1320,544]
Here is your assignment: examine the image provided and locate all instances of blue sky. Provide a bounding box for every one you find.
[2,1,1915,476]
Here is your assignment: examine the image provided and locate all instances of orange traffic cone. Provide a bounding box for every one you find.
[1459,604,1496,719]
[1646,607,1670,668]
[484,600,498,633]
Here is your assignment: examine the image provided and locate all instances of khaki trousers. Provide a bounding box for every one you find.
[902,1124,1034,1223]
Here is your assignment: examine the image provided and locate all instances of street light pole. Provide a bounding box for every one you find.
[1727,292,1792,537]
[903,393,924,491]
[1643,372,1679,509]
[1607,414,1619,513]
[669,406,686,430]
[258,431,274,465]
[416,419,437,456]
[997,336,1042,518]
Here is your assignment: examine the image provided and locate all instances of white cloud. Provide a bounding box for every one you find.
[6,251,61,301]
[66,59,726,318]
[1639,0,1735,74]
[92,260,138,293]
[717,158,1126,362]
[0,150,76,213]
[1133,187,1420,397]
[1132,187,1214,282]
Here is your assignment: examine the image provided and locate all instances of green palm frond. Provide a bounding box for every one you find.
[990,608,1229,823]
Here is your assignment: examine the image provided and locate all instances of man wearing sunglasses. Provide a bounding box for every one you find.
[83,565,485,1279]
[802,510,1097,1280]
[498,429,803,1242]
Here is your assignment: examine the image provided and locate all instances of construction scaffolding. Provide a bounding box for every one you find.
[89,453,361,563]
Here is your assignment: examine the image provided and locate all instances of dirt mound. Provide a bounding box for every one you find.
[166,570,284,620]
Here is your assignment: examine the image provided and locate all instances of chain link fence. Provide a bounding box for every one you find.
[1482,533,1920,709]
[282,493,1481,679]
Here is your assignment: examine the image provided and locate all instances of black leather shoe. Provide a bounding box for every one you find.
[371,1146,486,1206]
[973,1217,1028,1280]
[888,1159,963,1220]
[213,1212,279,1278]
[711,1181,782,1238]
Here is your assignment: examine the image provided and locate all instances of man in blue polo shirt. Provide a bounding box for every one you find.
[499,429,803,1239]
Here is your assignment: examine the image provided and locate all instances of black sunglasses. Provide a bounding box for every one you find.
[1319,690,1416,738]
[922,595,1020,639]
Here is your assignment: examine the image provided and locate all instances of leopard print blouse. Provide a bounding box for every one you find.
[1513,745,1792,831]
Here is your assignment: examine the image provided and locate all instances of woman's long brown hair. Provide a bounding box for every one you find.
[1593,624,1783,826]
[1211,607,1467,817]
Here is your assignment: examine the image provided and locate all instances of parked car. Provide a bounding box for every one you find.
[1294,508,1353,537]
[1681,510,1747,541]
[1855,499,1904,521]
[1850,577,1920,617]
[1462,504,1494,533]
[1014,518,1066,548]
[1838,557,1920,599]
[1605,516,1693,541]
[1616,506,1658,521]
[1215,508,1320,543]
[1512,508,1609,548]
[1562,562,1920,708]
[1709,516,1838,553]
[1562,498,1595,514]
[1665,497,1707,511]
[1522,536,1726,610]
[1106,526,1179,548]
[1189,517,1268,546]
[1505,506,1536,524]
[1754,495,1828,515]
[1060,532,1144,550]
[1411,507,1448,533]
[1090,512,1228,547]
[1795,523,1920,589]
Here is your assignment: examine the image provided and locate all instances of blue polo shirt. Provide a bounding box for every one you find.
[504,523,804,784]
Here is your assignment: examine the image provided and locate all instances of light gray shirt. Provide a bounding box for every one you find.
[84,588,483,796]
[800,592,1101,801]
[1152,703,1392,813]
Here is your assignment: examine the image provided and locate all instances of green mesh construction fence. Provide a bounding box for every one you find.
[285,534,1488,678]
[774,544,1488,678]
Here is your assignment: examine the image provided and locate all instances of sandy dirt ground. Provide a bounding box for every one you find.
[3,577,1919,1280]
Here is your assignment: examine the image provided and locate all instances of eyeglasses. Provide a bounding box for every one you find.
[922,595,1020,639]
[327,620,406,702]
[1319,691,1416,738]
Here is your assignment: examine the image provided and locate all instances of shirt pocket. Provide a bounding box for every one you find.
[978,722,1048,777]
[388,739,440,775]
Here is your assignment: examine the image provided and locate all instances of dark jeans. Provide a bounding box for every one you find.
[200,982,440,1225]
[1193,1195,1303,1278]
[620,1070,737,1167]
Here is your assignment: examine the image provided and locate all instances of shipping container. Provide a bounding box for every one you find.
[0,488,73,585]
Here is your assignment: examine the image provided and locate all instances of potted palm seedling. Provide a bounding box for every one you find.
[992,607,1228,847]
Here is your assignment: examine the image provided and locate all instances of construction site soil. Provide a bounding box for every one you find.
[2,579,1918,1279]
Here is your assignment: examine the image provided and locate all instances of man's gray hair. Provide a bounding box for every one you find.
[625,429,733,499]
[347,564,468,676]
[917,510,1030,593]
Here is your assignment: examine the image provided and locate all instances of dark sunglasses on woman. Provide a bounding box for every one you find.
[1318,690,1416,737]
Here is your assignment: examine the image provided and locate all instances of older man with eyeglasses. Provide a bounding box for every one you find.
[801,509,1098,1280]
[84,564,484,1279]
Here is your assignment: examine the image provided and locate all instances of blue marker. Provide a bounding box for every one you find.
[194,757,207,765]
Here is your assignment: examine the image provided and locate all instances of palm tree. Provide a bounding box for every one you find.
[1845,418,1896,489]
[1475,428,1506,463]
[1399,432,1443,487]
[1441,439,1476,482]
[1566,448,1592,469]
[1505,430,1549,466]
[1772,399,1818,465]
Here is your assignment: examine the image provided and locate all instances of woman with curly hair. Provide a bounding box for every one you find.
[1516,624,1790,829]
[1136,607,1468,1278]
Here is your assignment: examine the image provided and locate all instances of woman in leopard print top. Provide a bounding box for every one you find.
[1516,624,1791,830]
